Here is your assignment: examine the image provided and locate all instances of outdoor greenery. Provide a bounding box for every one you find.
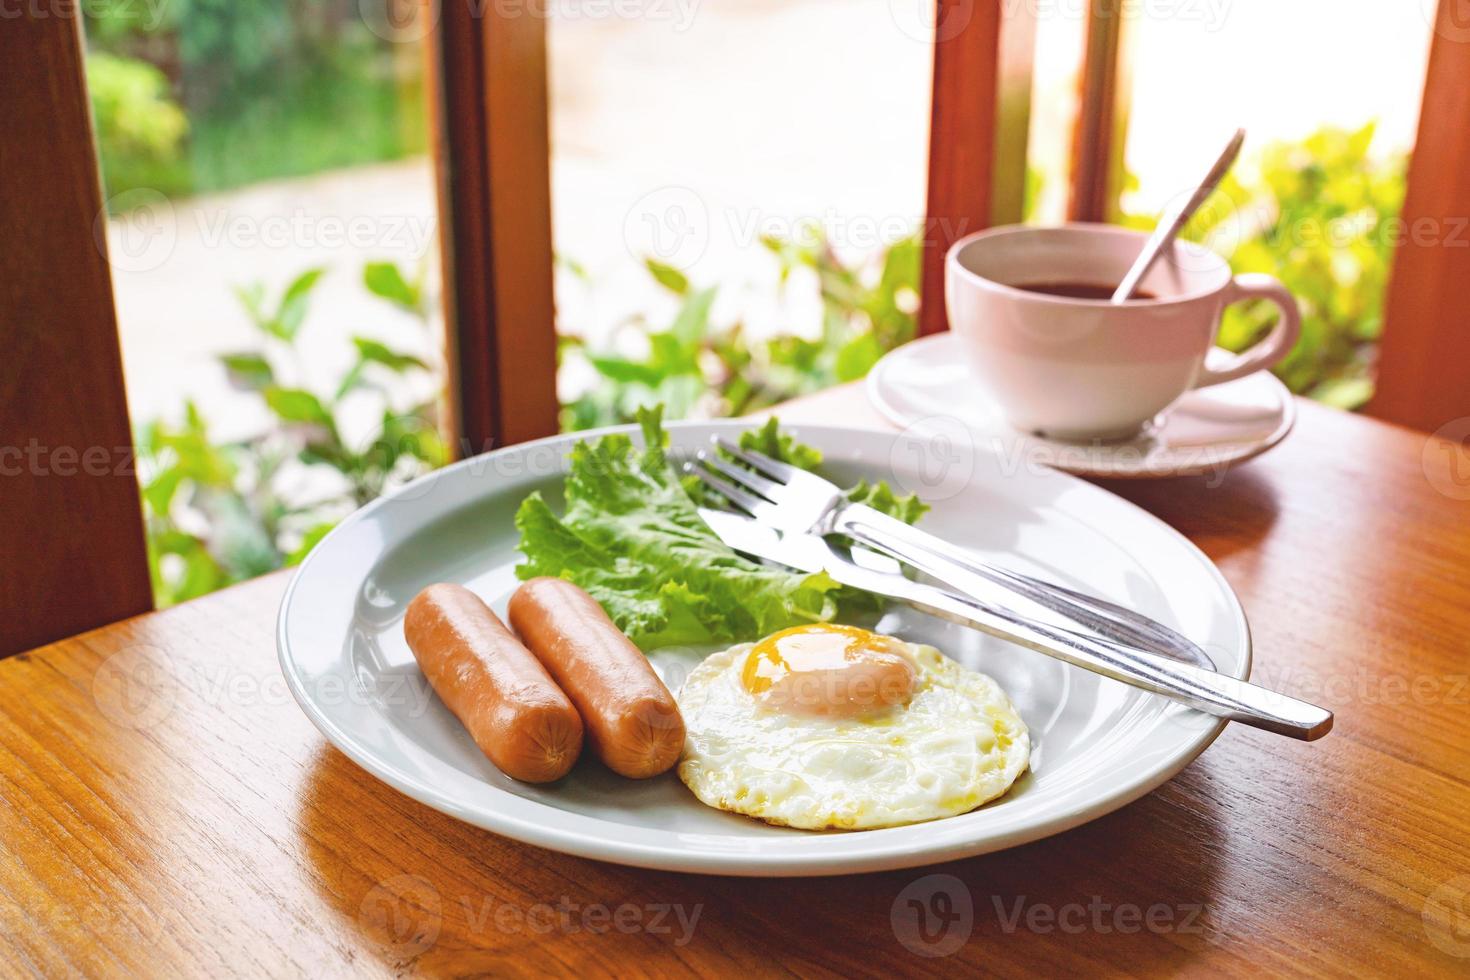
[84,0,426,202]
[140,260,444,605]
[561,233,922,430]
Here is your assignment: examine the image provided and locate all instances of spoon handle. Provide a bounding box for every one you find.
[1111,128,1246,304]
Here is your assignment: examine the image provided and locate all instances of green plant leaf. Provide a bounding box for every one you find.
[1309,376,1374,410]
[232,282,267,329]
[382,411,448,469]
[834,331,884,382]
[644,258,690,295]
[274,267,326,340]
[351,336,429,372]
[299,441,354,470]
[152,534,228,607]
[201,491,281,579]
[142,466,184,516]
[334,360,366,401]
[588,355,666,387]
[669,286,717,349]
[515,406,841,649]
[363,261,421,314]
[649,332,699,374]
[263,386,335,429]
[219,352,274,391]
[556,253,591,281]
[285,522,336,566]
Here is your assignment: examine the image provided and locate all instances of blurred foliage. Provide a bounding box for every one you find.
[83,1,426,203]
[86,53,189,197]
[1122,123,1405,409]
[561,233,921,430]
[140,260,444,605]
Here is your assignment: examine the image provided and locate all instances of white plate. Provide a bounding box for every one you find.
[278,421,1249,876]
[867,333,1295,479]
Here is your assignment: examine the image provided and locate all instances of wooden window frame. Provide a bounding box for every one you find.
[430,2,560,452]
[1068,0,1133,223]
[1369,0,1470,432]
[1,12,153,656]
[2,5,562,656]
[920,0,1036,337]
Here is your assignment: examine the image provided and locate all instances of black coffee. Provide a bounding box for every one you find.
[1014,281,1156,301]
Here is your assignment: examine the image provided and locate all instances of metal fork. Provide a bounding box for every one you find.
[696,437,1213,668]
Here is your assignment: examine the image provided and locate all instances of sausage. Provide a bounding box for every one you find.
[509,578,685,779]
[405,583,583,783]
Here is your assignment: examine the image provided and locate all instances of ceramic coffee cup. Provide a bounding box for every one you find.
[944,223,1301,441]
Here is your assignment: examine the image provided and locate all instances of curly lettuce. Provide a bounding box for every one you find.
[515,408,926,650]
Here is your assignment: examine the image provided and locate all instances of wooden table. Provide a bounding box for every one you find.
[5,387,1470,976]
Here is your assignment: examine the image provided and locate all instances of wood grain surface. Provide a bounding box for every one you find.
[4,387,1470,977]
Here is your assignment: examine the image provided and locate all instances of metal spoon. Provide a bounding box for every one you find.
[1111,128,1246,304]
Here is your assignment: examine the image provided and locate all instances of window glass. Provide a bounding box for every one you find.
[86,0,446,603]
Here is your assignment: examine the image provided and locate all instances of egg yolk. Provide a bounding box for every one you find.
[741,624,917,718]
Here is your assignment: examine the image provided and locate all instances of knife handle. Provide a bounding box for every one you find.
[832,509,1333,741]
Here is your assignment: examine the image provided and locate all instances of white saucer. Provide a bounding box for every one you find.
[867,333,1295,479]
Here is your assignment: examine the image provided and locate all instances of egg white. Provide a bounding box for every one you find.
[675,635,1030,830]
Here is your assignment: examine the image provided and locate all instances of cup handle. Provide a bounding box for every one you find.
[1192,273,1302,389]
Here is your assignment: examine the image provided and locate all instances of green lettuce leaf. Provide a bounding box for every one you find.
[515,407,841,649]
[683,416,930,525]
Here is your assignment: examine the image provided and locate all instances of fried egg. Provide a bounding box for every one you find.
[676,624,1030,830]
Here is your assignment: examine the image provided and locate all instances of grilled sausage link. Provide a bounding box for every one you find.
[509,578,685,779]
[405,583,583,783]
